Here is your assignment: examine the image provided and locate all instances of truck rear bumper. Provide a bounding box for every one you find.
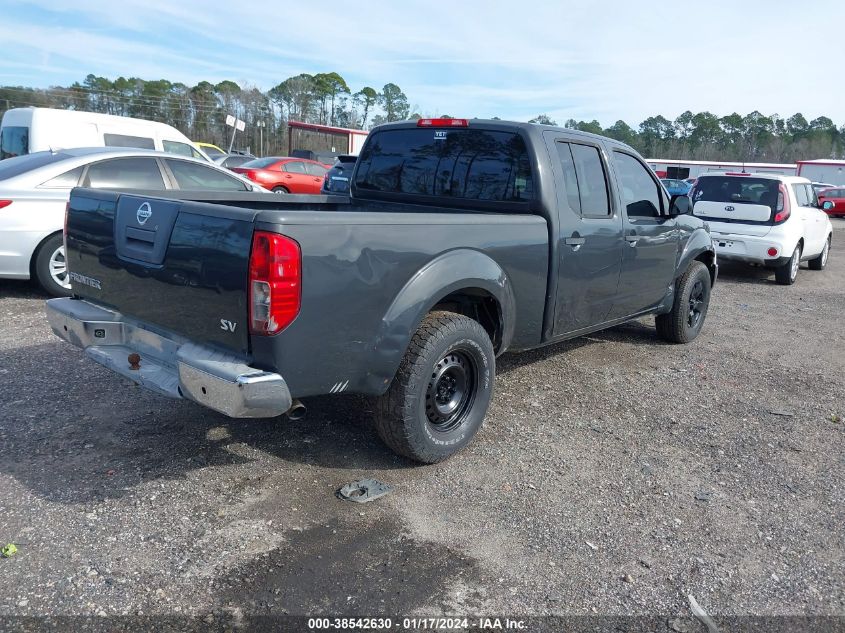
[46,298,292,418]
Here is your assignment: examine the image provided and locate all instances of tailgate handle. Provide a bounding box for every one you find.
[125,227,156,243]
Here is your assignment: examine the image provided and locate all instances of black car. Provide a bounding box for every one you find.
[321,154,357,194]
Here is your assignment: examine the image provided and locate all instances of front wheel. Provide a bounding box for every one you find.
[374,311,495,464]
[272,186,289,194]
[775,243,801,285]
[808,236,830,271]
[655,260,711,344]
[34,234,72,297]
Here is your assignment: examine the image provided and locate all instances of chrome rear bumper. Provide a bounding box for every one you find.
[46,298,292,418]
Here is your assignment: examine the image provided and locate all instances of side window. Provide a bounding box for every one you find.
[84,158,166,189]
[555,142,611,217]
[613,151,663,218]
[570,144,610,216]
[39,165,84,188]
[793,184,809,207]
[162,140,194,157]
[103,133,155,150]
[555,143,581,214]
[165,159,248,191]
[305,163,328,177]
[806,184,818,206]
[284,161,307,174]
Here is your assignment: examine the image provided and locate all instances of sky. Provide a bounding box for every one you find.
[2,0,844,127]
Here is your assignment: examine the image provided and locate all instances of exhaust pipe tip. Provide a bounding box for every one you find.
[287,399,306,421]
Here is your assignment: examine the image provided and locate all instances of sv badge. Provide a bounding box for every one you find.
[220,319,238,332]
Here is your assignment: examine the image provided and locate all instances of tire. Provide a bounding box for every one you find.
[775,243,801,285]
[272,186,289,194]
[655,260,711,344]
[808,235,831,271]
[374,311,495,464]
[34,234,72,297]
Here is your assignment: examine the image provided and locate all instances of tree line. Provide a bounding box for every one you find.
[0,73,413,155]
[531,112,844,164]
[1,72,842,162]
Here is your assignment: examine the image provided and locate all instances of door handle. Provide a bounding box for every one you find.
[625,235,639,246]
[564,237,585,247]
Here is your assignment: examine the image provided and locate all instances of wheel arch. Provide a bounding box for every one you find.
[365,249,516,395]
[29,230,64,277]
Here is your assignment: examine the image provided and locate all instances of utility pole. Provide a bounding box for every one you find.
[256,120,266,157]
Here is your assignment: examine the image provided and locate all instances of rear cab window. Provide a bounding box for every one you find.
[1,126,29,159]
[354,127,534,211]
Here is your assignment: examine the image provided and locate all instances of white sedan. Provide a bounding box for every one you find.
[0,147,266,296]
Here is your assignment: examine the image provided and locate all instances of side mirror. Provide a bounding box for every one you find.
[823,200,834,210]
[669,194,691,216]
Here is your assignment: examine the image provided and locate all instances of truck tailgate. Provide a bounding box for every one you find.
[65,190,256,356]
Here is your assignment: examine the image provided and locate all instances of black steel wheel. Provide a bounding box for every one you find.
[375,311,495,464]
[656,260,711,344]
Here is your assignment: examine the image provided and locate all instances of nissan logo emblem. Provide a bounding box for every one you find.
[724,205,735,212]
[136,202,152,225]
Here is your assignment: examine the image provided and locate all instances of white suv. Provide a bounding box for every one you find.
[690,173,832,284]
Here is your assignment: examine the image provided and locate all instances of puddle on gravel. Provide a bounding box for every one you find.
[219,517,487,615]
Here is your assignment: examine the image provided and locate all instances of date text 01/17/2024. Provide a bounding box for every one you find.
[307,617,528,630]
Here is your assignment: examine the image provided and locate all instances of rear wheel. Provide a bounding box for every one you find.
[656,261,711,344]
[775,243,801,285]
[272,186,289,194]
[34,234,72,297]
[808,236,830,271]
[375,311,495,464]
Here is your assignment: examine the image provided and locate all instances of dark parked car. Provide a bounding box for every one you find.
[48,118,716,463]
[321,154,357,194]
[212,153,255,170]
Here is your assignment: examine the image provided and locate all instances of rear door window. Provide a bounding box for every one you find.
[165,159,249,191]
[84,157,166,189]
[354,127,534,209]
[613,151,663,218]
[284,161,307,174]
[305,162,328,177]
[556,142,611,217]
[0,126,29,159]
[103,133,155,150]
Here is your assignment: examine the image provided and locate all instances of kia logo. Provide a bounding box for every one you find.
[136,202,152,225]
[724,205,735,212]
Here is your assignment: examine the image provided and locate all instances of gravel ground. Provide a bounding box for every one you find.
[0,221,843,629]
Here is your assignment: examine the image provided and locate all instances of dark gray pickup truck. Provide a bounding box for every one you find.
[47,119,716,463]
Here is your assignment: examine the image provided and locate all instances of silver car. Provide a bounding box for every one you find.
[0,147,267,296]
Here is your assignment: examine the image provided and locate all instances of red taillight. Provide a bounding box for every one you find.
[0,200,12,210]
[767,247,778,257]
[248,231,301,335]
[774,183,791,223]
[417,118,469,127]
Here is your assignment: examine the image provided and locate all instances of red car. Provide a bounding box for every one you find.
[232,157,330,194]
[818,187,845,218]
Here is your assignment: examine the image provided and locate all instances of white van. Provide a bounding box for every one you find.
[0,107,209,161]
